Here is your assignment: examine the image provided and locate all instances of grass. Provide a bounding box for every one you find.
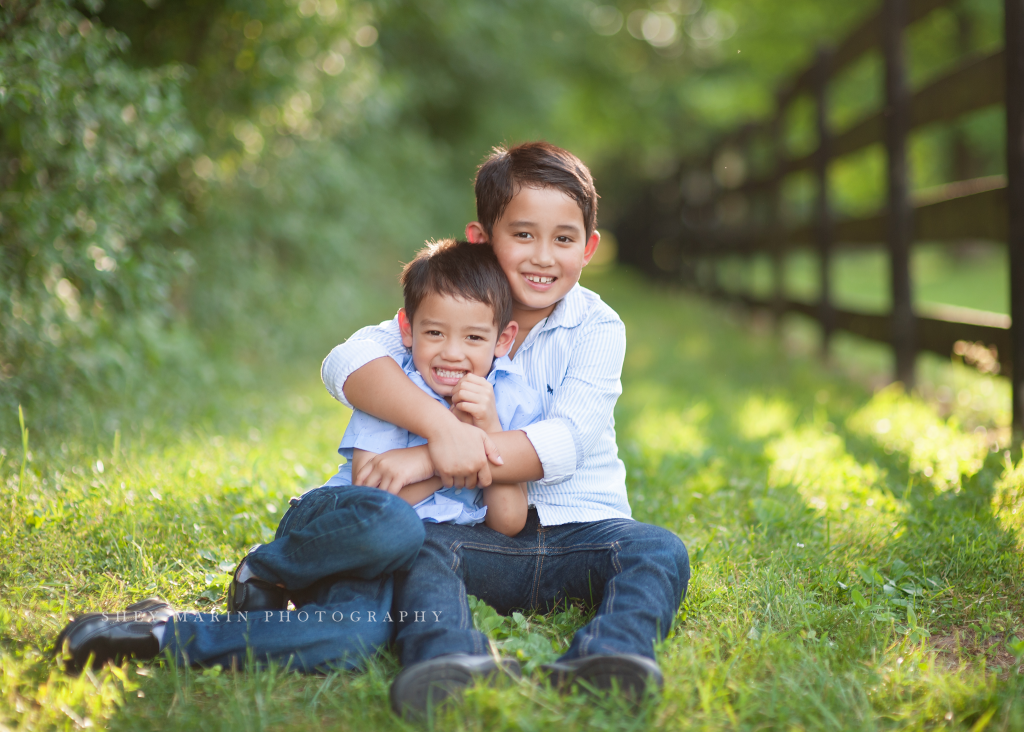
[2,266,1024,730]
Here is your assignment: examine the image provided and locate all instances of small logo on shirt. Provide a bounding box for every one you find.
[546,385,554,394]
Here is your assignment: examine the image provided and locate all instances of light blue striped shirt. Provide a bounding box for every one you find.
[321,284,631,525]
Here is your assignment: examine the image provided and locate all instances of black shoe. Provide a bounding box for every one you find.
[53,597,175,674]
[390,653,521,718]
[542,653,664,698]
[226,551,288,612]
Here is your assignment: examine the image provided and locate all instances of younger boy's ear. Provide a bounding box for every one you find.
[398,308,414,348]
[465,221,489,244]
[493,320,519,358]
[581,230,602,266]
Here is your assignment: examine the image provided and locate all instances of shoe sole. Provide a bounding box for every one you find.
[390,657,520,718]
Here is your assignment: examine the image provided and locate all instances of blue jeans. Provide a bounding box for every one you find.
[164,485,425,672]
[393,509,690,666]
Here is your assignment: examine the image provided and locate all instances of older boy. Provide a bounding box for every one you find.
[322,142,690,715]
[53,242,540,673]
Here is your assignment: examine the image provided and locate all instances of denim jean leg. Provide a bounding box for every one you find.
[245,485,424,591]
[538,519,690,660]
[393,518,541,666]
[393,514,689,667]
[164,573,395,672]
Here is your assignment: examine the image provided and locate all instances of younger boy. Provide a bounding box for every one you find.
[318,237,541,537]
[230,238,543,610]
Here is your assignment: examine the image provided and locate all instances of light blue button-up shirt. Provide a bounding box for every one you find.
[322,284,631,525]
[324,352,542,525]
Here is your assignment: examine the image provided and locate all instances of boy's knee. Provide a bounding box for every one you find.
[643,525,690,592]
[669,534,690,590]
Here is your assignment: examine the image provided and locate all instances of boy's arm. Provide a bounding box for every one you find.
[345,359,502,488]
[343,312,625,489]
[321,318,407,408]
[443,373,544,484]
[351,314,623,490]
[397,476,445,506]
[482,482,529,537]
[322,318,501,488]
[439,315,626,487]
[510,314,627,486]
[351,448,398,495]
[452,375,530,535]
[353,447,445,506]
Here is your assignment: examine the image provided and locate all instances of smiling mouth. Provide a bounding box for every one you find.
[432,367,467,383]
[524,274,556,284]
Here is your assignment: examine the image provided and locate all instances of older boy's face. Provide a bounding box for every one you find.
[483,186,600,318]
[400,293,499,398]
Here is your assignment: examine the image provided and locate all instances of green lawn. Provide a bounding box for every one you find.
[2,267,1023,730]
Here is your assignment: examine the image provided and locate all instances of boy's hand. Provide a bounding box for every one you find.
[450,402,475,425]
[427,418,503,490]
[355,446,434,495]
[451,374,501,433]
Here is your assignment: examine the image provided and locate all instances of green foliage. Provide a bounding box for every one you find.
[0,0,197,412]
[468,594,591,673]
[8,0,1004,428]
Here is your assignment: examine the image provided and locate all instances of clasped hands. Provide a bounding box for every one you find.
[352,374,504,494]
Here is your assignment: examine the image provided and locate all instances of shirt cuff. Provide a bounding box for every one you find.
[521,418,577,485]
[321,341,392,409]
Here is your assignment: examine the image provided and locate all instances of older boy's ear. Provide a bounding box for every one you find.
[494,320,519,358]
[581,230,602,266]
[398,308,414,348]
[465,222,489,244]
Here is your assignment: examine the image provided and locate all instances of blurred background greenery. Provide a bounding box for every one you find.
[0,0,1009,431]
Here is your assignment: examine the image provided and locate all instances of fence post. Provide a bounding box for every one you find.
[883,0,916,387]
[770,106,786,330]
[813,48,835,358]
[706,147,721,297]
[1007,0,1024,434]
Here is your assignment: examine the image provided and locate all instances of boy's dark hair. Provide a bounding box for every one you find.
[475,141,599,240]
[401,239,514,331]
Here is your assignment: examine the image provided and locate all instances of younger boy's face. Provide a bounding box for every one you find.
[468,186,601,319]
[398,292,516,398]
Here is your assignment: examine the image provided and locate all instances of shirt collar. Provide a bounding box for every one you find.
[400,352,445,404]
[535,283,589,333]
[487,354,523,382]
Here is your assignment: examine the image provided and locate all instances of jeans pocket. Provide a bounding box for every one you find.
[275,485,347,539]
[275,502,300,540]
[277,487,323,539]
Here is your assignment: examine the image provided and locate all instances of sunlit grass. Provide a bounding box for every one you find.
[2,267,1023,730]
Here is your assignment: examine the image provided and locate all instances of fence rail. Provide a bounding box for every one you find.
[615,0,1024,432]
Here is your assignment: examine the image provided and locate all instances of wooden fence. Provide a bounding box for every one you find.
[615,0,1024,432]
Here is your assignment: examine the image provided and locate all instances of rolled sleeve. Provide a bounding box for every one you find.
[521,418,577,486]
[321,341,391,409]
[320,317,407,408]
[547,316,625,465]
